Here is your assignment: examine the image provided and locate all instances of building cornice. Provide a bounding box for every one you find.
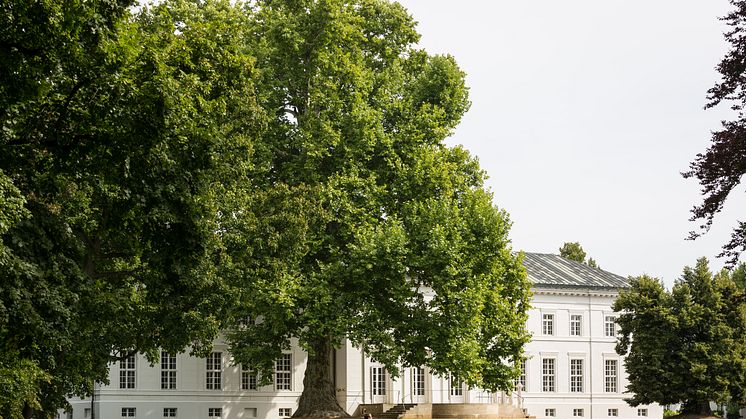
[532,287,620,298]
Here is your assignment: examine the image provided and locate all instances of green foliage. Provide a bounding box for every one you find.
[559,242,586,262]
[223,0,531,413]
[1,0,263,415]
[614,258,746,414]
[2,0,530,416]
[559,241,600,268]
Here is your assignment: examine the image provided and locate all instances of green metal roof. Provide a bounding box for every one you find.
[522,252,630,289]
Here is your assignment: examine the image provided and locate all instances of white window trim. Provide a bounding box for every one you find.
[569,312,584,336]
[541,356,556,392]
[541,311,556,336]
[206,352,223,390]
[275,353,293,391]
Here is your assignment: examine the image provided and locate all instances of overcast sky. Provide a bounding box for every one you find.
[395,0,745,286]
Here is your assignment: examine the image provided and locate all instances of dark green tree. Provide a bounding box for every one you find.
[1,0,263,416]
[224,0,532,417]
[615,258,746,416]
[684,1,746,265]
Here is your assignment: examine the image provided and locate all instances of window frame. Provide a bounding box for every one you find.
[570,358,584,393]
[161,352,177,390]
[605,315,617,337]
[542,313,555,336]
[570,314,582,336]
[206,352,222,390]
[242,364,257,390]
[450,374,463,396]
[604,359,618,393]
[412,367,425,396]
[542,358,556,392]
[371,366,386,396]
[119,355,136,389]
[275,353,292,391]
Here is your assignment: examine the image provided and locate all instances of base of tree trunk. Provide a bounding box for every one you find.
[293,338,350,418]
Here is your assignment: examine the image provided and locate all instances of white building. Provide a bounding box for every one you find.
[64,253,661,419]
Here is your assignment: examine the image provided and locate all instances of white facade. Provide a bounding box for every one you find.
[521,288,661,419]
[64,255,663,419]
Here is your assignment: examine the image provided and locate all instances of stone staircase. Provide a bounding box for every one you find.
[377,404,418,419]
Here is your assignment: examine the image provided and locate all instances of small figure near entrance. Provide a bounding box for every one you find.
[362,409,372,419]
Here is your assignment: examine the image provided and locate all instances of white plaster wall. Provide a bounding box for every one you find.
[522,289,662,419]
[65,290,663,419]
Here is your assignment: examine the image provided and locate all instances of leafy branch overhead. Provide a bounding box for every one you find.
[685,0,746,265]
[0,0,531,417]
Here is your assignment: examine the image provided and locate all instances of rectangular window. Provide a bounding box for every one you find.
[119,356,136,389]
[570,314,582,336]
[275,353,292,391]
[85,408,91,419]
[206,352,222,390]
[542,358,555,392]
[161,352,177,390]
[573,409,584,417]
[605,359,618,392]
[545,408,556,417]
[605,316,617,337]
[515,359,526,391]
[244,408,257,418]
[279,408,292,418]
[542,314,554,335]
[372,366,386,396]
[208,408,222,418]
[412,367,425,396]
[122,407,136,418]
[163,408,177,417]
[608,409,618,417]
[242,365,257,390]
[570,359,584,392]
[450,375,463,396]
[638,409,648,417]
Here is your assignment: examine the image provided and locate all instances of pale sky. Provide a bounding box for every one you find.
[395,0,746,286]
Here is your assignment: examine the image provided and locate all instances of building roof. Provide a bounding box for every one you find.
[522,252,629,290]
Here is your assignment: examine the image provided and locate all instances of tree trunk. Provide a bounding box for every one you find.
[293,337,350,418]
[681,400,713,416]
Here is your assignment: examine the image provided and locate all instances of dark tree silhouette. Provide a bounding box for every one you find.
[685,1,746,265]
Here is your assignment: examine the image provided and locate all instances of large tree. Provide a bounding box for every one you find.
[614,258,746,416]
[684,1,746,265]
[224,1,532,417]
[0,0,263,416]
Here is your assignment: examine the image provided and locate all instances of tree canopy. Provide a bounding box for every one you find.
[684,0,746,265]
[1,0,531,417]
[614,258,746,415]
[221,0,531,416]
[1,0,263,416]
[559,241,599,268]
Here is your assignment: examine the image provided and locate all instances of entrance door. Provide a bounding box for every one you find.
[411,367,426,403]
[371,366,387,404]
[449,375,464,403]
